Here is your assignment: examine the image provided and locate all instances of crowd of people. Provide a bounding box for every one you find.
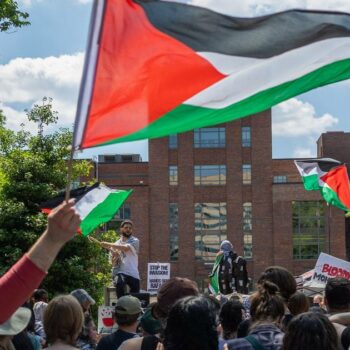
[2,202,350,350]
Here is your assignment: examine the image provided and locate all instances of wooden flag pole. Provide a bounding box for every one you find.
[65,146,75,202]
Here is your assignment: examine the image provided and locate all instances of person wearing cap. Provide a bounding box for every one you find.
[71,289,96,349]
[119,277,199,350]
[0,200,81,325]
[96,295,142,350]
[0,307,32,350]
[100,220,140,298]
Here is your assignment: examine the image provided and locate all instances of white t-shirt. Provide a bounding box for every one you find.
[113,236,140,280]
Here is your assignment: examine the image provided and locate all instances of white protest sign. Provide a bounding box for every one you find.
[147,263,170,292]
[97,306,117,334]
[310,252,350,288]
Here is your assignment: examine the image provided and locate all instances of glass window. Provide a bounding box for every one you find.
[169,165,178,185]
[194,128,225,148]
[273,175,287,183]
[292,201,325,260]
[194,165,226,185]
[243,202,252,258]
[195,203,227,262]
[242,126,251,147]
[105,204,131,231]
[243,234,253,259]
[169,203,179,261]
[169,134,177,149]
[243,164,251,185]
[243,202,252,233]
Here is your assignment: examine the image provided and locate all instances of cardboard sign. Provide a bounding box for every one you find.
[309,252,350,288]
[147,263,170,292]
[97,306,117,334]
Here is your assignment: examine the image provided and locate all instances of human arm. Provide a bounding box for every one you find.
[100,241,131,252]
[329,313,350,325]
[0,200,80,324]
[101,238,139,254]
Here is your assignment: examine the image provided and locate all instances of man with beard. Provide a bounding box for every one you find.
[101,220,140,298]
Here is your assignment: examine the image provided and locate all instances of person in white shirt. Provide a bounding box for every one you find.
[101,220,140,298]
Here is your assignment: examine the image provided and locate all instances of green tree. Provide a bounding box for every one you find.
[0,99,112,305]
[0,0,29,32]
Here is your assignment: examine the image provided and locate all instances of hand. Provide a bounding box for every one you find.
[45,199,81,245]
[155,342,164,350]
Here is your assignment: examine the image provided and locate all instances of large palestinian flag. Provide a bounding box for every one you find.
[73,0,350,149]
[41,183,132,236]
[294,158,350,212]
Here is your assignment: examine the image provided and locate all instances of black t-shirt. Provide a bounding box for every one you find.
[96,329,138,350]
[341,326,350,350]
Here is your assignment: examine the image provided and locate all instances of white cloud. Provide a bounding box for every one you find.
[0,102,37,134]
[272,98,338,137]
[293,147,314,158]
[0,53,84,132]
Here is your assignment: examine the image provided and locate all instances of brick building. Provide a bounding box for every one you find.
[90,111,350,290]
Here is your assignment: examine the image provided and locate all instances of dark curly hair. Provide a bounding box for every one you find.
[283,312,338,350]
[164,296,219,350]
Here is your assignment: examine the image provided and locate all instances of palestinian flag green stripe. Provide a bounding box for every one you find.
[322,185,349,212]
[302,174,322,191]
[209,253,223,295]
[99,58,350,145]
[80,189,132,236]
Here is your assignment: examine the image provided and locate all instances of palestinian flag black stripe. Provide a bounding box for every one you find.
[135,2,350,58]
[73,0,350,149]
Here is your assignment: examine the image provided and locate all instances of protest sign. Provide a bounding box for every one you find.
[97,306,117,334]
[309,252,350,288]
[147,263,170,292]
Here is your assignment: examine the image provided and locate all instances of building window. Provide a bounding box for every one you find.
[243,164,251,184]
[243,202,252,259]
[194,127,225,148]
[273,175,287,183]
[169,203,179,261]
[292,201,325,260]
[194,165,226,185]
[169,134,177,149]
[169,165,178,185]
[242,126,251,147]
[105,203,131,231]
[195,203,227,262]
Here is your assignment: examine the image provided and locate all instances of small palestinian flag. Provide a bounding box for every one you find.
[294,158,350,212]
[74,0,350,150]
[40,183,132,236]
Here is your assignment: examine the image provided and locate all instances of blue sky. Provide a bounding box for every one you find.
[1,0,350,161]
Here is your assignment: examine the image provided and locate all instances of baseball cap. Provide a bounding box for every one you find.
[0,307,31,336]
[115,295,142,315]
[152,277,199,319]
[140,305,162,335]
[71,289,96,306]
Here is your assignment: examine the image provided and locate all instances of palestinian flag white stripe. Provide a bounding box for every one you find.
[75,184,112,220]
[188,37,350,108]
[75,184,132,236]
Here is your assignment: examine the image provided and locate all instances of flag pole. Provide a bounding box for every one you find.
[328,204,332,254]
[65,146,75,202]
